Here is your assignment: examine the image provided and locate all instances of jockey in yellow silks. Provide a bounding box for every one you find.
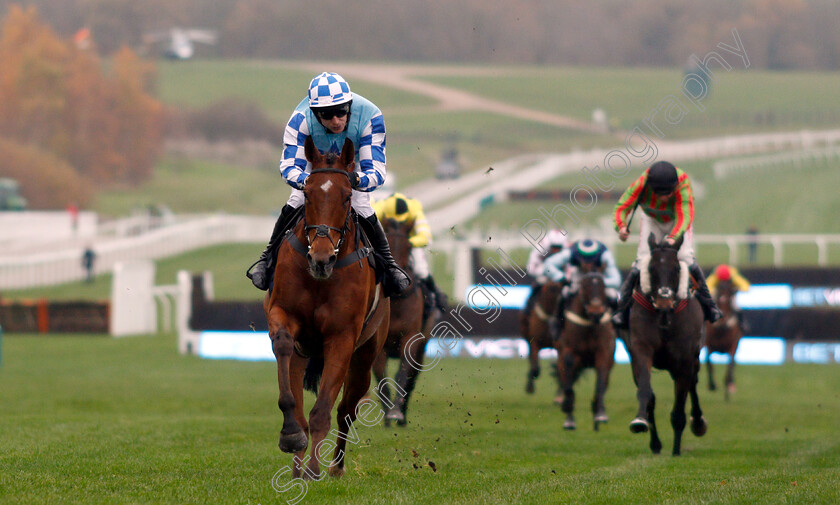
[374,193,447,312]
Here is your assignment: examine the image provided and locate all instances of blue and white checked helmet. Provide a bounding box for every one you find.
[308,72,353,108]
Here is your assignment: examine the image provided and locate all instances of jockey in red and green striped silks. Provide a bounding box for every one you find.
[614,162,696,265]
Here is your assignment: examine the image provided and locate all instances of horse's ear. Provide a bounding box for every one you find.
[304,136,320,164]
[647,232,658,251]
[340,138,355,171]
[672,233,685,250]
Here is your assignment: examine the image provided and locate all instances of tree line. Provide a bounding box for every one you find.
[1,0,838,70]
[0,6,163,209]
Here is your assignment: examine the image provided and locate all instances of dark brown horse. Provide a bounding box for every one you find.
[520,280,564,394]
[626,233,707,456]
[555,271,616,431]
[372,218,438,426]
[704,279,743,401]
[264,137,390,479]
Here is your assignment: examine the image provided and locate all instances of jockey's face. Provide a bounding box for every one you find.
[314,104,350,134]
[318,114,348,134]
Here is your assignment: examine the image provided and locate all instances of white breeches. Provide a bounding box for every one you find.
[411,247,430,280]
[635,213,695,265]
[287,188,375,218]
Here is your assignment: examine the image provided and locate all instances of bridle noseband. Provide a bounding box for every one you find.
[303,168,353,255]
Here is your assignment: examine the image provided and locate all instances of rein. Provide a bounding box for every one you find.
[632,290,691,314]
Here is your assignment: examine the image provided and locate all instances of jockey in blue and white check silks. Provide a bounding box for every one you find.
[280,93,386,218]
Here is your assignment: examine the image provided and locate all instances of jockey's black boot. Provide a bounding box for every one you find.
[246,204,298,291]
[736,310,749,333]
[361,214,411,297]
[690,263,723,323]
[423,275,448,312]
[611,267,639,329]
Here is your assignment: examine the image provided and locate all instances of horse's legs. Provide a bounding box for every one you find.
[393,338,426,426]
[689,358,708,438]
[288,353,310,479]
[329,335,380,478]
[725,338,738,399]
[304,335,355,480]
[270,321,308,455]
[592,355,612,431]
[647,392,662,454]
[629,350,653,433]
[559,349,578,430]
[706,350,717,391]
[526,338,539,394]
[370,350,391,426]
[671,371,690,456]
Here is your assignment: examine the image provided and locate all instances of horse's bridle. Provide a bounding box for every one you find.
[302,168,353,255]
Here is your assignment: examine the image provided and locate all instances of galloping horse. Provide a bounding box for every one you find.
[704,278,743,401]
[626,234,707,456]
[520,280,564,394]
[264,137,390,479]
[555,271,616,431]
[372,218,438,426]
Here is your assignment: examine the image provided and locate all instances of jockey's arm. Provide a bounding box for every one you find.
[526,248,544,277]
[613,172,646,233]
[542,249,571,283]
[408,202,432,248]
[667,178,694,240]
[278,111,311,190]
[353,113,387,192]
[731,269,751,291]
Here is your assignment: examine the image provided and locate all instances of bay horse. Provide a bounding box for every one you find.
[264,137,390,479]
[704,278,743,401]
[626,233,707,456]
[372,218,439,426]
[520,280,564,394]
[555,271,616,431]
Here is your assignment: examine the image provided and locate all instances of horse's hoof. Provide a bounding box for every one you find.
[525,382,535,394]
[386,409,405,422]
[629,418,649,433]
[563,419,576,430]
[396,418,407,427]
[594,413,609,424]
[279,431,308,453]
[383,418,391,428]
[709,383,717,391]
[329,466,345,478]
[727,384,737,395]
[690,416,708,437]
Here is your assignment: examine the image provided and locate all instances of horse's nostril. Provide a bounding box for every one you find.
[306,253,312,262]
[329,254,337,264]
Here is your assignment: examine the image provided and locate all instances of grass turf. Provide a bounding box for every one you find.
[0,332,838,504]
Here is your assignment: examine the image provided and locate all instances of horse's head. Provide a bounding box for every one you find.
[715,278,735,314]
[643,233,687,312]
[578,272,609,322]
[302,137,355,280]
[383,217,414,270]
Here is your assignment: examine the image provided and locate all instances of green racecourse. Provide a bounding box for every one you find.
[1,332,838,504]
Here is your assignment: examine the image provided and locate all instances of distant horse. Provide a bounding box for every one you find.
[372,218,439,426]
[264,137,390,479]
[626,234,707,456]
[520,280,564,394]
[555,271,616,431]
[704,279,743,401]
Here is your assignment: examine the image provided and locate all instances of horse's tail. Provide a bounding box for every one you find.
[303,356,324,394]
